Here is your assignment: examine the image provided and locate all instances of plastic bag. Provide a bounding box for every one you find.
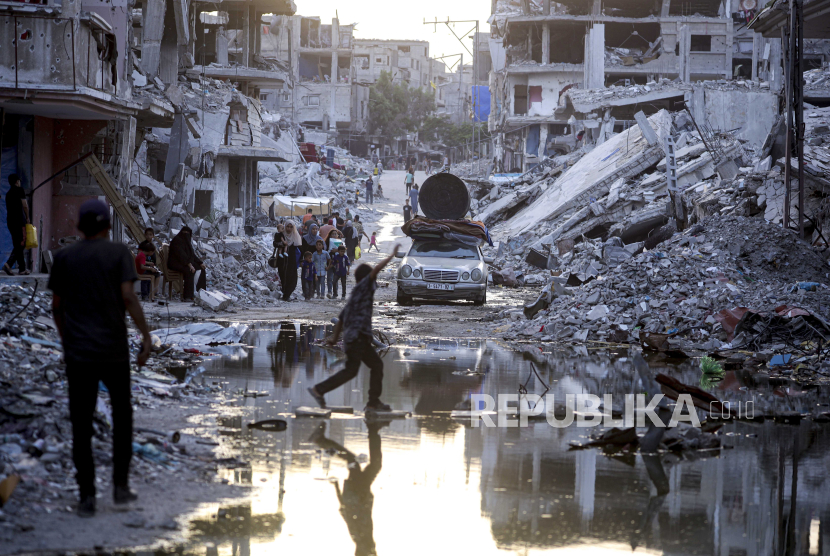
[25,224,38,249]
[355,246,361,260]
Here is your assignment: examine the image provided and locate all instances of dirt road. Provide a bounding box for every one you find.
[210,168,522,338]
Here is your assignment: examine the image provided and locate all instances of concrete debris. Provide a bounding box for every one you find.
[489,215,830,360]
[116,65,385,314]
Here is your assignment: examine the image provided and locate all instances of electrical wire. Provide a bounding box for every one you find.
[4,282,39,325]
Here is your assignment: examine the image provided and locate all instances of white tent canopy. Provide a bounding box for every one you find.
[259,195,333,218]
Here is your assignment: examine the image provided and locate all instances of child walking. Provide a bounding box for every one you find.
[328,245,351,299]
[326,245,338,298]
[308,244,402,412]
[301,251,315,301]
[367,231,379,252]
[311,240,330,299]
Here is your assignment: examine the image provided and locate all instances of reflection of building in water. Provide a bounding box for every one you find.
[472,410,830,555]
[188,503,286,556]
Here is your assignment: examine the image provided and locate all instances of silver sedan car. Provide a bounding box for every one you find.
[396,240,489,306]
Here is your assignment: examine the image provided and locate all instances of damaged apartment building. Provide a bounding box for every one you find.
[0,0,174,271]
[131,0,298,224]
[488,0,791,172]
[258,15,371,149]
[0,0,298,269]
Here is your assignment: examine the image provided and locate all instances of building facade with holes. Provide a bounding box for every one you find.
[487,0,788,173]
[0,0,158,270]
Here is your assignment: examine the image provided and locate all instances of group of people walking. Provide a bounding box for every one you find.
[274,210,375,302]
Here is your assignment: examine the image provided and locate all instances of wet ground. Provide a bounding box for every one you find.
[125,323,830,556]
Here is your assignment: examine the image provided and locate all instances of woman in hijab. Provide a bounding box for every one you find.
[277,221,302,301]
[301,223,323,257]
[168,226,207,301]
[343,220,359,262]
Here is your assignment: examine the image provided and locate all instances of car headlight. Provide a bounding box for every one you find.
[401,265,412,278]
[471,269,483,282]
[462,272,471,280]
[413,269,422,278]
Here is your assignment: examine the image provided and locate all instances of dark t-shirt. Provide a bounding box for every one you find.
[48,239,138,363]
[5,186,25,227]
[273,231,285,248]
[403,206,412,222]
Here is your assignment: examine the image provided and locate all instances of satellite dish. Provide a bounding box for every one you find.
[740,0,757,10]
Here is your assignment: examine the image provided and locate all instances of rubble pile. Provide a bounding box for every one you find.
[0,284,231,534]
[805,66,830,98]
[191,235,283,309]
[491,215,830,352]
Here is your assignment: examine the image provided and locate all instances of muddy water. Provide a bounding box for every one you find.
[166,323,830,556]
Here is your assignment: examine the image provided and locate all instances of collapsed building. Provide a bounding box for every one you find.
[259,15,371,147]
[472,0,830,352]
[487,0,787,172]
[0,0,298,272]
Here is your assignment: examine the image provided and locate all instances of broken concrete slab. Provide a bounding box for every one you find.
[716,158,740,180]
[196,290,232,311]
[476,192,522,225]
[634,111,659,146]
[497,110,672,239]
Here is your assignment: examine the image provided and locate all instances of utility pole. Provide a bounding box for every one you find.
[783,0,805,238]
[424,17,480,174]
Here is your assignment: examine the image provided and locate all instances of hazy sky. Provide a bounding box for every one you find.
[295,0,493,68]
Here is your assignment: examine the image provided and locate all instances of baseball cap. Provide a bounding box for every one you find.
[78,199,110,235]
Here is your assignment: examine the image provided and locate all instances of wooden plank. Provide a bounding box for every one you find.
[83,154,145,242]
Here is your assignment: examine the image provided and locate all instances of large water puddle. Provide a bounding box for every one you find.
[160,323,830,555]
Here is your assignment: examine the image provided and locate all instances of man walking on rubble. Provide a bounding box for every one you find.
[3,174,30,276]
[49,199,152,517]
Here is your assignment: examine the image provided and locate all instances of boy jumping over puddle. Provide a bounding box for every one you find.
[309,244,401,412]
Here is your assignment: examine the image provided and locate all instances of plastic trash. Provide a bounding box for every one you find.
[791,282,821,292]
[132,442,169,464]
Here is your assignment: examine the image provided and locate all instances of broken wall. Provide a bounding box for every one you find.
[0,13,122,94]
[293,83,352,129]
[697,86,778,149]
[508,72,582,117]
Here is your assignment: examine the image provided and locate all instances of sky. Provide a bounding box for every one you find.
[294,0,493,68]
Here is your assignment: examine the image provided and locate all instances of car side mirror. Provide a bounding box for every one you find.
[395,253,404,259]
[483,256,495,264]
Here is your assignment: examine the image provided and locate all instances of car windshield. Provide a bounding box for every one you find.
[409,241,480,260]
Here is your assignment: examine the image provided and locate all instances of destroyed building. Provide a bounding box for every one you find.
[0,0,298,270]
[258,16,370,145]
[0,0,178,270]
[487,0,788,171]
[353,39,434,90]
[128,0,300,229]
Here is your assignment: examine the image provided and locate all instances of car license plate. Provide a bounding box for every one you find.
[427,283,454,291]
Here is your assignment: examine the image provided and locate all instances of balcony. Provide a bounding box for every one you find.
[0,12,142,119]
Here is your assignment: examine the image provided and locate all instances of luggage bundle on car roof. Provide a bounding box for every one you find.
[402,173,493,246]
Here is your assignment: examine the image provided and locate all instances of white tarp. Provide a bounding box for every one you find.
[259,195,332,217]
[152,322,249,353]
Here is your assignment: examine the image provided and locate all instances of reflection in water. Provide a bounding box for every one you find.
[310,421,384,556]
[152,325,830,556]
